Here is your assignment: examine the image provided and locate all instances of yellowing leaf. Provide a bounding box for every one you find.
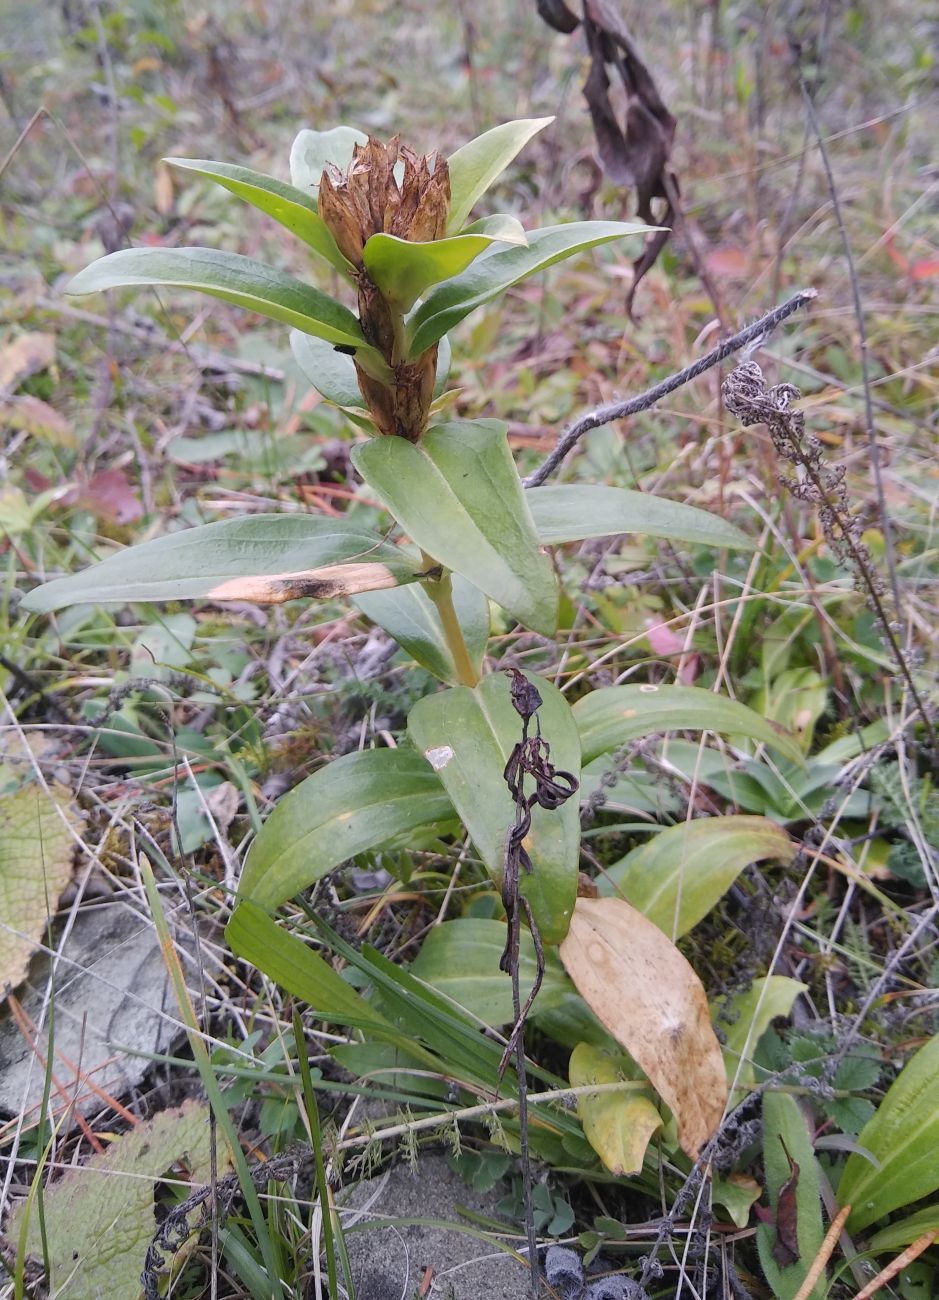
[6,1101,223,1299]
[569,1042,662,1175]
[558,895,727,1158]
[1,781,84,998]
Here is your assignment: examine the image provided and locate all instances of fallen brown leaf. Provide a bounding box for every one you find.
[559,894,727,1158]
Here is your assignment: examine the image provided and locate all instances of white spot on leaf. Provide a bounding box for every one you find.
[425,745,454,771]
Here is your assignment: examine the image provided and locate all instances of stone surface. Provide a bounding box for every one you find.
[340,1153,533,1300]
[0,901,183,1119]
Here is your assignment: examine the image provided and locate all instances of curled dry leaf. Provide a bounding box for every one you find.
[559,894,727,1158]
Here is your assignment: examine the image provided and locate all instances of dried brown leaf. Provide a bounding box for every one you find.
[558,894,727,1158]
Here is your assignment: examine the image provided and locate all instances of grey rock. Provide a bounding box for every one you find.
[0,902,184,1119]
[339,1153,534,1300]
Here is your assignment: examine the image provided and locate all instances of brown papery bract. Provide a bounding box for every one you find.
[559,894,727,1159]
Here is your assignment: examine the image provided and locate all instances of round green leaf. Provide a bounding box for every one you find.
[289,125,368,194]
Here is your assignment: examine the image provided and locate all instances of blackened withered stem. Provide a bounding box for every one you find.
[421,554,480,687]
[511,925,541,1300]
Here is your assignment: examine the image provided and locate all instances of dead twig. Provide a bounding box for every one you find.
[524,288,816,487]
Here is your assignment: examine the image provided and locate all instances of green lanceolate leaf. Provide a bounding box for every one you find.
[363,228,520,312]
[354,573,489,686]
[21,515,420,613]
[352,419,557,635]
[290,331,366,409]
[407,670,581,944]
[289,125,368,194]
[410,918,571,1024]
[603,815,796,938]
[237,748,455,911]
[226,901,391,1031]
[66,247,381,362]
[573,684,804,766]
[756,1092,825,1300]
[166,158,352,274]
[446,116,554,233]
[408,221,651,356]
[838,1033,939,1231]
[527,484,755,552]
[719,976,807,1091]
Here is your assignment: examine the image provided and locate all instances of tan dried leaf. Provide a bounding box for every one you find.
[559,895,727,1158]
[206,560,401,604]
[1,395,76,448]
[0,332,55,392]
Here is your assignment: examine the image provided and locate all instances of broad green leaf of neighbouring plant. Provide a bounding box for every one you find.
[0,780,83,997]
[602,815,795,938]
[289,125,368,194]
[5,1101,221,1300]
[838,1033,939,1231]
[410,918,571,1024]
[353,419,557,635]
[573,683,804,766]
[407,221,651,355]
[568,1042,663,1176]
[354,573,489,686]
[21,515,421,613]
[65,247,388,370]
[445,116,553,233]
[362,222,525,312]
[868,1205,939,1255]
[527,484,755,552]
[756,1092,825,1300]
[165,158,352,274]
[752,667,829,754]
[407,670,581,944]
[558,895,727,1159]
[718,976,807,1091]
[237,748,455,912]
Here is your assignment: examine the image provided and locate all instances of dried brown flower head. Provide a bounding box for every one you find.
[318,136,450,270]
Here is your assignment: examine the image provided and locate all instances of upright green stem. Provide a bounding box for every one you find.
[422,555,480,687]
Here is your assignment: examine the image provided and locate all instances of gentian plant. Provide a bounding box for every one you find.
[22,116,800,1201]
